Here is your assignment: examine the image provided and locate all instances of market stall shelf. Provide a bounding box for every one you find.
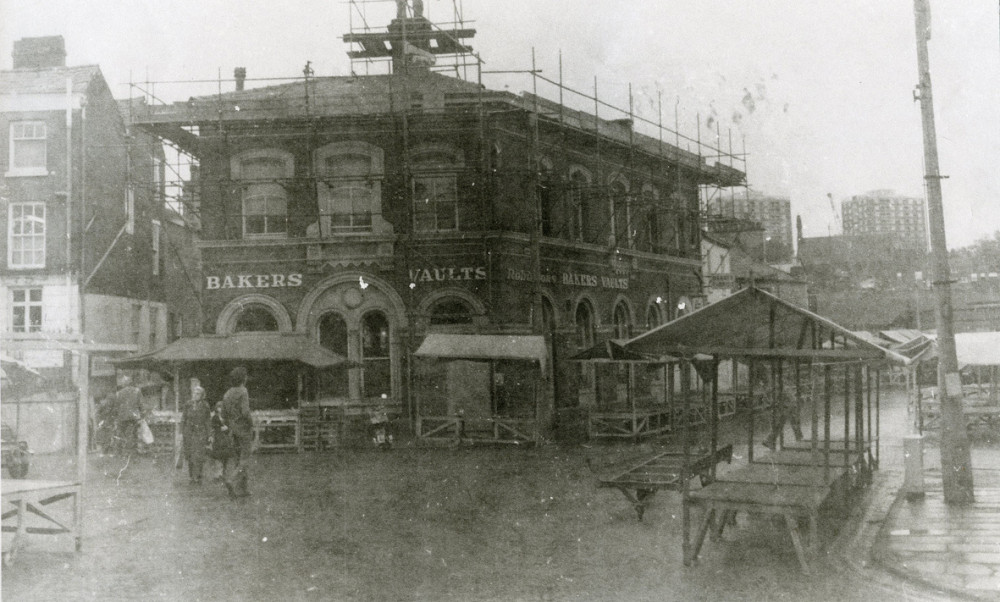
[686,480,829,574]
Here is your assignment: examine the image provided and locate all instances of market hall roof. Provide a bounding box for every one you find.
[624,286,910,364]
[110,333,349,369]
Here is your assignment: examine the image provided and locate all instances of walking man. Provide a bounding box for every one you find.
[221,367,253,498]
[763,379,804,449]
[115,375,143,456]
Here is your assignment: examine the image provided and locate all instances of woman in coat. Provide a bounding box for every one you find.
[181,384,211,484]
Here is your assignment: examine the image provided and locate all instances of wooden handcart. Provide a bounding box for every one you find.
[594,444,733,520]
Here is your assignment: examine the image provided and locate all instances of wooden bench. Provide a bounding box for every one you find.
[594,445,733,520]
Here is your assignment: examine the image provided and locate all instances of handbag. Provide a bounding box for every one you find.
[138,419,155,445]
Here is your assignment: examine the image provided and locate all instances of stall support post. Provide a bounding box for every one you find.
[867,366,873,464]
[710,359,719,479]
[681,359,692,566]
[843,364,851,476]
[876,369,881,467]
[823,364,832,484]
[810,361,819,461]
[747,361,755,462]
[173,370,182,467]
[77,351,89,486]
[855,364,864,478]
[777,361,785,448]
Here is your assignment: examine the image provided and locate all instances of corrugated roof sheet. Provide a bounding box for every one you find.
[0,65,101,95]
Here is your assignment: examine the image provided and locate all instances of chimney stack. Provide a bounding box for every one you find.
[234,67,246,91]
[13,36,66,69]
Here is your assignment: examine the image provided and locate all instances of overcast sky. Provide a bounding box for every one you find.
[3,0,998,248]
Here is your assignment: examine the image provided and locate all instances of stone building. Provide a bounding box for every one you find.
[128,5,744,441]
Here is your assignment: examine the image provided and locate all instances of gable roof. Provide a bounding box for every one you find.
[625,286,909,364]
[0,65,102,95]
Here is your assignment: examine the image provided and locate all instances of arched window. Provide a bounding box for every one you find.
[645,302,661,330]
[232,150,292,239]
[574,300,597,407]
[538,158,556,237]
[319,313,348,355]
[361,311,391,399]
[610,177,630,248]
[315,142,384,235]
[412,146,464,232]
[233,305,279,332]
[429,298,474,326]
[318,313,349,398]
[541,297,556,334]
[638,185,660,252]
[567,167,591,242]
[575,300,595,349]
[612,301,631,339]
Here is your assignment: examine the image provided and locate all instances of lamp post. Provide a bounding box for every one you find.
[763,235,771,264]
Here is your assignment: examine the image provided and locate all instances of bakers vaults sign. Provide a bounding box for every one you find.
[205,273,303,290]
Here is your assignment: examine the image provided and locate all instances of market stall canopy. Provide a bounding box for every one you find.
[414,334,547,371]
[567,340,663,363]
[625,286,910,364]
[110,333,349,369]
[917,332,1000,367]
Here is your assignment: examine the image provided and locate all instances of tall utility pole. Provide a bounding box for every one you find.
[912,0,974,504]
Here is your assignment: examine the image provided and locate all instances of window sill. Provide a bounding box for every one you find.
[242,234,289,240]
[6,264,47,270]
[4,168,49,178]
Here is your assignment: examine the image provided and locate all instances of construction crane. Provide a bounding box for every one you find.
[827,192,841,235]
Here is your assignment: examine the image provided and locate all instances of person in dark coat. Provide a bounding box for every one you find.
[763,380,804,449]
[114,375,143,456]
[221,366,254,498]
[181,383,211,484]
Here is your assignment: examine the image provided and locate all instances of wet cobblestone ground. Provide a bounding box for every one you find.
[0,389,985,601]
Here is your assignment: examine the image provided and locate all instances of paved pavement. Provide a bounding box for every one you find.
[872,466,1000,600]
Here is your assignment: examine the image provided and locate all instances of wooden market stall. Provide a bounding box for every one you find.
[568,340,677,441]
[412,334,548,445]
[910,331,1000,434]
[112,332,349,453]
[622,286,910,573]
